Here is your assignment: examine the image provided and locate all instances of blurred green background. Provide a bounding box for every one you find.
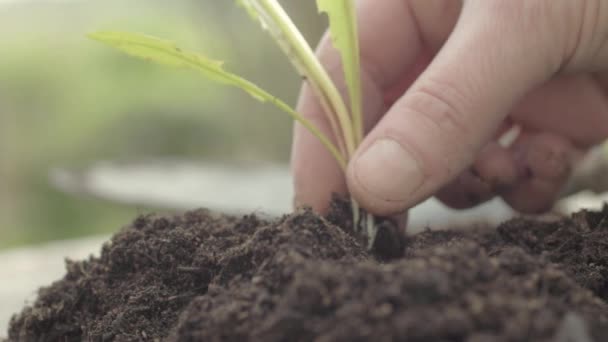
[0,0,325,249]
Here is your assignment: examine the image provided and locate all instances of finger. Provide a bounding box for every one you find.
[435,170,494,209]
[292,0,431,213]
[382,0,464,106]
[511,74,608,148]
[502,131,583,213]
[347,1,561,216]
[439,74,608,209]
[503,178,565,214]
[437,142,518,209]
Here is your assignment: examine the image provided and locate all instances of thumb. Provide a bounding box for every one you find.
[347,1,562,216]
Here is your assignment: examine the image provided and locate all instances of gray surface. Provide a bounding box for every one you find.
[48,160,517,228]
[0,235,108,335]
[50,161,294,215]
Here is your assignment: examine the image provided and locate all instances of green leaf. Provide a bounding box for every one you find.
[317,0,363,143]
[88,31,346,169]
[88,31,267,101]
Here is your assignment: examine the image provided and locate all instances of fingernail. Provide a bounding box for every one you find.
[353,139,424,202]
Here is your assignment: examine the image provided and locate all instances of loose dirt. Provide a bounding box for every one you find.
[8,205,608,341]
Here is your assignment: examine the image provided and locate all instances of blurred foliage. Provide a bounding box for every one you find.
[0,0,325,249]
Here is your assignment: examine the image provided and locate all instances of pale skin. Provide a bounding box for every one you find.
[291,0,608,221]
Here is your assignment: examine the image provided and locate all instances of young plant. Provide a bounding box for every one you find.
[90,0,378,247]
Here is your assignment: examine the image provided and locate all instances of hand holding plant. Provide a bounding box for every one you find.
[293,0,608,220]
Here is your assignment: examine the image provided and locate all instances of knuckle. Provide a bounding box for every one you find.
[520,0,608,70]
[391,81,475,183]
[572,0,608,68]
[409,79,472,143]
[474,0,577,72]
[526,135,574,181]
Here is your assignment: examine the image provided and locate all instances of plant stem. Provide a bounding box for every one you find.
[239,0,377,249]
[365,212,376,250]
[255,0,357,158]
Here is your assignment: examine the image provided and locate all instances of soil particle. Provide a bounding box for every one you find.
[496,207,608,300]
[8,205,608,341]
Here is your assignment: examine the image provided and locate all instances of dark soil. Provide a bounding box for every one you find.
[7,204,608,341]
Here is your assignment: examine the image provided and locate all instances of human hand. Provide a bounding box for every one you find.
[292,0,608,219]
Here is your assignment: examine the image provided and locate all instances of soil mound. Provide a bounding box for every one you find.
[8,206,608,341]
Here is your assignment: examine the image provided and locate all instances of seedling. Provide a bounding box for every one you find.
[90,0,378,247]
